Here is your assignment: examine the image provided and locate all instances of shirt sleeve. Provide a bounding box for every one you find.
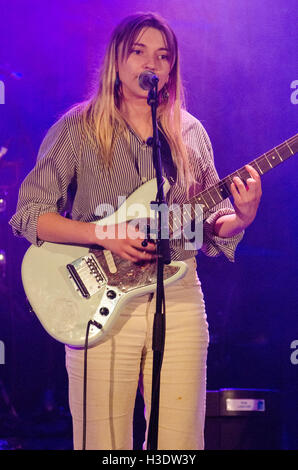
[9,115,78,246]
[183,114,244,262]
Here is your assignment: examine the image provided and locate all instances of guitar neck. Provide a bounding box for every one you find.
[192,133,298,215]
[168,133,298,234]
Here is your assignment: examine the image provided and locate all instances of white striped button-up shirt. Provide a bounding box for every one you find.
[9,108,243,261]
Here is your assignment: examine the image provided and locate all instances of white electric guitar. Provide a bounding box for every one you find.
[21,133,298,348]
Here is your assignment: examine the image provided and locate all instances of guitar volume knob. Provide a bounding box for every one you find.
[99,307,109,316]
[106,290,116,299]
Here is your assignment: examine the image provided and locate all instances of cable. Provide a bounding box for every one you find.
[82,319,102,451]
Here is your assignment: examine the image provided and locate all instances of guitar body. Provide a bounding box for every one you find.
[21,178,188,348]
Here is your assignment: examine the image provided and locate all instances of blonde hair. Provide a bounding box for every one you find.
[76,12,194,191]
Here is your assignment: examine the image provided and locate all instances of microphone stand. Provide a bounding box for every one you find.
[146,81,171,450]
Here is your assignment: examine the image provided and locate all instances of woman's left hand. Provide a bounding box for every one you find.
[230,164,262,230]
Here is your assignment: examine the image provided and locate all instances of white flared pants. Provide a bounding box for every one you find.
[65,257,209,450]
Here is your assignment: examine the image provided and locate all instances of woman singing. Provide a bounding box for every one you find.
[10,12,261,450]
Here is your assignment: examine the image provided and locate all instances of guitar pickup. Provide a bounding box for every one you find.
[66,253,107,298]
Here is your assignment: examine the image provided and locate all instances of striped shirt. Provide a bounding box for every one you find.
[9,108,243,261]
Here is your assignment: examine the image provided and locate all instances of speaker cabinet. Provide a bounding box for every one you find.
[205,389,281,450]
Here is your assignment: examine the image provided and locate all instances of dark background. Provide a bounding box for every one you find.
[0,0,297,449]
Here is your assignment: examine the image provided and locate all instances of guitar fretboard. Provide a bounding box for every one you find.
[169,133,298,235]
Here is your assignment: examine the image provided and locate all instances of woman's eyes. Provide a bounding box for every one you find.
[131,49,142,55]
[159,54,169,60]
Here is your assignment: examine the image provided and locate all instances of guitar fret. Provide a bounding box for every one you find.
[195,195,204,206]
[203,190,217,209]
[209,186,223,204]
[208,185,222,205]
[264,152,273,169]
[206,189,217,205]
[194,204,203,222]
[183,205,191,225]
[256,156,270,174]
[194,196,206,217]
[266,150,281,168]
[218,181,231,199]
[248,161,260,175]
[238,167,250,180]
[274,147,283,162]
[198,193,210,210]
[254,159,263,174]
[285,140,294,155]
[225,174,233,184]
[277,142,294,160]
[288,136,298,153]
[213,184,224,201]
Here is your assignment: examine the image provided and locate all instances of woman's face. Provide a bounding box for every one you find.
[117,27,171,103]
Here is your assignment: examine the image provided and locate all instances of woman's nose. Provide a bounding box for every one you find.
[143,54,158,71]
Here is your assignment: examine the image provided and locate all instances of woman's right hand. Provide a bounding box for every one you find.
[94,221,157,263]
[37,213,157,263]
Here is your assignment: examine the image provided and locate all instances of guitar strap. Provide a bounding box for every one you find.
[158,128,177,187]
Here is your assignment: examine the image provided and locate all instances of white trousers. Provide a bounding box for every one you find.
[65,257,209,450]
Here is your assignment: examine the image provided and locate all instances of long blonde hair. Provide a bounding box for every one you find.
[76,12,194,190]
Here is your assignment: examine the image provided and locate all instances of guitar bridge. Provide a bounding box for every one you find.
[67,253,107,298]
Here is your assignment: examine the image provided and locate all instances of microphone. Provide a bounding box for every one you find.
[138,70,159,90]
